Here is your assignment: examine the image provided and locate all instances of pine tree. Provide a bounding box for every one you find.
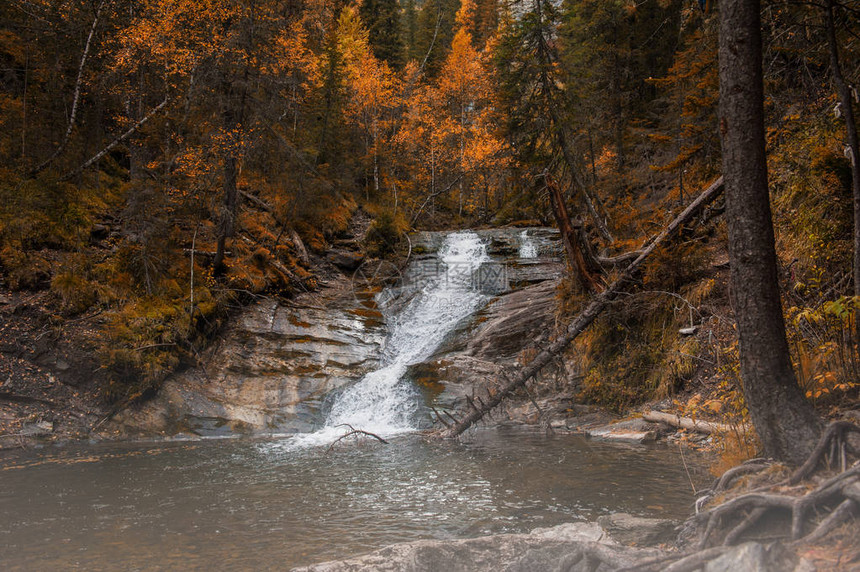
[414,0,459,75]
[402,0,419,61]
[359,0,406,69]
[719,0,821,464]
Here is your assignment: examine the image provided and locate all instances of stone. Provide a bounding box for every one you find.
[21,421,53,436]
[586,418,662,444]
[327,250,364,272]
[703,542,799,572]
[292,522,661,572]
[596,513,677,546]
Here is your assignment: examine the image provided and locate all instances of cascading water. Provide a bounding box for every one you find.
[518,230,538,259]
[291,231,490,447]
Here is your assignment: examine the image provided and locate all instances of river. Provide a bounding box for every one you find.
[0,429,705,570]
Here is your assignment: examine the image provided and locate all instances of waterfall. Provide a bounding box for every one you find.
[518,230,538,259]
[291,231,490,447]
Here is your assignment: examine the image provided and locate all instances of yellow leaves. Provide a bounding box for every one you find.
[114,0,237,79]
[269,20,321,91]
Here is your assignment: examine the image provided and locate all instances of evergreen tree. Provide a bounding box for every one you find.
[402,0,419,61]
[414,0,459,75]
[359,0,406,69]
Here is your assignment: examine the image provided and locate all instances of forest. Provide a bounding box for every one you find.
[4,0,860,567]
[1,0,860,464]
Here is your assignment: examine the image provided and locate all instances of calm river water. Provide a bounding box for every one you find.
[0,428,708,570]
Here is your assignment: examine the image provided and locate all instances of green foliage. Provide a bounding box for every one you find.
[360,0,406,68]
[366,210,404,256]
[788,296,860,407]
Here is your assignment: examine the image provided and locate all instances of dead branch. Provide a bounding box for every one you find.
[326,424,389,452]
[643,410,743,435]
[546,172,603,293]
[597,250,644,267]
[62,96,170,180]
[439,176,724,438]
[410,174,464,226]
[431,406,451,428]
[0,392,56,407]
[31,0,104,176]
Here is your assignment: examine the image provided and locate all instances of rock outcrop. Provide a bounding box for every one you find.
[109,286,385,437]
[108,227,567,437]
[292,522,661,572]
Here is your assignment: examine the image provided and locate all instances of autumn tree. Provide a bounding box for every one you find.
[338,6,399,201]
[436,25,507,216]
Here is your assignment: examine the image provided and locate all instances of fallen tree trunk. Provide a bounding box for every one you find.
[439,176,724,438]
[642,410,744,435]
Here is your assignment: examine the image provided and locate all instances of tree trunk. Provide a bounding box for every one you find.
[213,91,242,275]
[718,0,820,464]
[213,151,238,275]
[546,174,601,293]
[823,0,860,326]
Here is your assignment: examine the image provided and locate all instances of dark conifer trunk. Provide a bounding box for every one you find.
[213,83,245,276]
[718,0,820,464]
[823,0,860,328]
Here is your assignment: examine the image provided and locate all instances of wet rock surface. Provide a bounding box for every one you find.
[109,285,386,437]
[292,522,661,572]
[410,228,577,423]
[596,513,678,546]
[108,227,567,437]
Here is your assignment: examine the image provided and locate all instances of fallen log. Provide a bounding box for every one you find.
[642,410,743,435]
[439,176,724,438]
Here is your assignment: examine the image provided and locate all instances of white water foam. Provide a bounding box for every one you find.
[290,231,490,448]
[518,230,538,259]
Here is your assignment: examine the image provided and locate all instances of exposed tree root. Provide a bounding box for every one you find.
[621,422,860,571]
[691,422,860,550]
[713,459,771,492]
[789,421,860,484]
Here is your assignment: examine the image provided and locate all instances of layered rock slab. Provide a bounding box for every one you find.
[109,287,385,437]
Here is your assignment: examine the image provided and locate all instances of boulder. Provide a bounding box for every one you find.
[703,542,807,572]
[586,418,661,444]
[596,513,677,546]
[327,250,365,272]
